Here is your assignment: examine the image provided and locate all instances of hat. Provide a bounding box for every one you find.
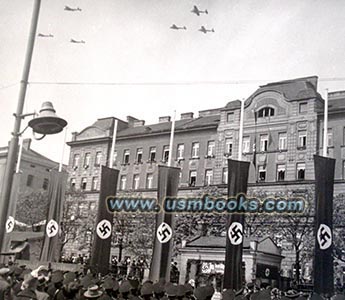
[285,290,300,299]
[80,275,96,289]
[22,273,38,289]
[153,282,165,294]
[204,286,215,299]
[66,281,81,293]
[222,289,235,300]
[84,285,103,298]
[194,287,207,300]
[129,279,140,290]
[166,283,178,297]
[0,267,10,275]
[63,271,76,285]
[141,282,154,296]
[51,270,64,283]
[184,283,193,294]
[102,277,119,291]
[120,280,133,293]
[176,285,186,297]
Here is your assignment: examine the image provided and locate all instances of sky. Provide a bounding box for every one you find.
[1,0,345,164]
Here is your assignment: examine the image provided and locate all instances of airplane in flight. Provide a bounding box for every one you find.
[198,26,215,34]
[170,24,187,30]
[37,33,54,38]
[191,5,208,16]
[64,5,82,12]
[70,39,85,44]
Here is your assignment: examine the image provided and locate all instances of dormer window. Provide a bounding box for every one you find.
[258,107,275,118]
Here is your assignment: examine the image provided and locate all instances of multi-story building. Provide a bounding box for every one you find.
[65,76,345,278]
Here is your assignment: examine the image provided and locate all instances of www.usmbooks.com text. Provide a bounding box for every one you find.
[106,194,306,214]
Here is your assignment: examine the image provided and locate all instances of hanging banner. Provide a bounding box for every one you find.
[40,171,67,262]
[90,166,119,275]
[313,155,335,296]
[223,159,250,291]
[149,165,180,282]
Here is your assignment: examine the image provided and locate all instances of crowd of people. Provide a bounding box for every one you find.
[0,262,344,300]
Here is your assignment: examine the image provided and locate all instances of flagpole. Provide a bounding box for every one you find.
[15,137,24,174]
[322,89,328,157]
[109,119,118,168]
[238,99,244,160]
[58,127,67,172]
[167,111,176,167]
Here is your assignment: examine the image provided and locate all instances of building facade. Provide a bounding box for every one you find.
[65,76,345,277]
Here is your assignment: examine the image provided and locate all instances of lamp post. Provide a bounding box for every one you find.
[0,0,67,256]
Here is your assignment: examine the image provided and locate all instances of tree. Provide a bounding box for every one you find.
[16,190,49,230]
[60,189,97,255]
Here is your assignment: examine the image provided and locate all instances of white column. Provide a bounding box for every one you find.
[238,99,245,161]
[322,89,328,157]
[109,119,118,168]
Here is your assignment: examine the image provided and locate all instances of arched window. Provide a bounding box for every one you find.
[258,107,275,118]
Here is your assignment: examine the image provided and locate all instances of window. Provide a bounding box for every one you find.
[162,145,169,162]
[42,178,49,190]
[177,144,184,160]
[343,127,345,145]
[123,150,130,164]
[91,177,98,191]
[189,171,197,187]
[260,134,269,152]
[72,154,80,169]
[205,170,213,186]
[207,141,215,157]
[277,164,286,181]
[133,174,140,190]
[136,148,143,163]
[26,175,34,187]
[70,178,76,190]
[146,174,153,189]
[297,163,305,180]
[149,147,156,162]
[222,167,228,184]
[120,175,127,190]
[81,177,87,190]
[243,137,250,153]
[258,166,266,182]
[258,107,274,118]
[298,131,307,149]
[279,132,287,150]
[343,161,345,179]
[95,151,102,166]
[299,102,308,114]
[192,142,200,158]
[225,138,233,156]
[84,153,91,167]
[227,112,234,123]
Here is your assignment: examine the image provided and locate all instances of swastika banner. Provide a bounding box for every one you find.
[223,159,250,291]
[313,155,335,295]
[149,165,180,282]
[90,166,119,275]
[40,171,67,261]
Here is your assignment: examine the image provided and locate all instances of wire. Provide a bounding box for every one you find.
[27,77,345,87]
[0,82,19,91]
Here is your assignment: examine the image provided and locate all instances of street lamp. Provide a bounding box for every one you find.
[0,0,67,257]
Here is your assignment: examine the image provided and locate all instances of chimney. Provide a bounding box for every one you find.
[71,132,78,142]
[159,116,171,123]
[133,120,145,127]
[127,116,139,127]
[180,112,194,120]
[22,138,32,150]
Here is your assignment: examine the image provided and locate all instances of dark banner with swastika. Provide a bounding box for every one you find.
[90,166,119,275]
[223,159,250,290]
[40,171,68,261]
[149,165,180,282]
[256,264,279,280]
[313,155,335,296]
